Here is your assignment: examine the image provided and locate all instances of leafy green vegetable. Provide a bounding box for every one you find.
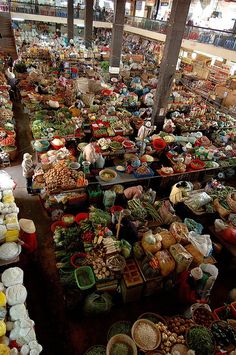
[187,326,215,355]
[89,206,111,226]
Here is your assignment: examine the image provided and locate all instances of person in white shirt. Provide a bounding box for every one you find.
[21,153,34,194]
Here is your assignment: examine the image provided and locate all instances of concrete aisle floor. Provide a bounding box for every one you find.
[4,101,235,355]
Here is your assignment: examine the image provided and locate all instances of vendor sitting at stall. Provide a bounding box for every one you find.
[177,267,205,305]
[18,219,37,254]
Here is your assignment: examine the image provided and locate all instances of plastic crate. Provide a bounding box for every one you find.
[74,266,95,290]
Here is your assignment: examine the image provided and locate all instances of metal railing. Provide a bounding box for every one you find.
[126,16,236,51]
[1,1,236,51]
[0,1,113,21]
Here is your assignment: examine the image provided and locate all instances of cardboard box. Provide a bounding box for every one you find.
[134,257,163,297]
[120,259,144,303]
[229,79,236,90]
[215,85,230,99]
[222,90,236,107]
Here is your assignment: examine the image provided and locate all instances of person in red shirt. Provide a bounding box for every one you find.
[18,219,37,253]
[177,267,205,305]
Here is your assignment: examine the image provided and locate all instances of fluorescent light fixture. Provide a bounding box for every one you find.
[12,17,25,22]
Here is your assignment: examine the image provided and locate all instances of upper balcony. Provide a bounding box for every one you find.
[1,1,236,62]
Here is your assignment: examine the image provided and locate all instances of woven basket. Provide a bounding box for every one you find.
[138,313,166,325]
[106,334,137,355]
[131,319,161,352]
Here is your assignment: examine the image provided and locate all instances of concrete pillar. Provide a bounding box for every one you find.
[67,0,74,41]
[152,0,191,124]
[130,0,136,17]
[84,0,94,48]
[233,19,236,34]
[109,0,126,75]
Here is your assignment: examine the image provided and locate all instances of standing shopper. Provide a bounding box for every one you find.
[21,153,34,194]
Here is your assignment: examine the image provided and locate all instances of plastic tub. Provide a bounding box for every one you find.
[51,136,65,150]
[33,140,50,152]
[213,305,231,320]
[61,214,75,226]
[74,266,95,290]
[51,221,66,233]
[231,302,236,318]
[70,253,89,268]
[75,212,89,224]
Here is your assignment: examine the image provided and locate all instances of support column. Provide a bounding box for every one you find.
[84,0,94,49]
[152,0,191,125]
[109,0,126,75]
[67,0,74,41]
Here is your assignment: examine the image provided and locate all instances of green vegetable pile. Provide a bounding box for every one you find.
[128,199,147,221]
[53,226,83,252]
[89,206,111,226]
[187,326,215,355]
[31,108,75,139]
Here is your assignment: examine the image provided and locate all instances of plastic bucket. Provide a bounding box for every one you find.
[51,221,66,233]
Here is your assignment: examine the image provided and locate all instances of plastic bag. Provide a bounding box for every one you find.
[188,231,212,257]
[120,239,132,259]
[170,222,189,245]
[184,218,203,234]
[158,229,176,249]
[6,285,27,306]
[2,267,24,287]
[83,292,112,315]
[214,219,227,233]
[0,171,15,190]
[155,250,176,277]
[185,192,212,211]
[9,304,28,321]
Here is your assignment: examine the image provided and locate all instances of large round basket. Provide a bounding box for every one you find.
[138,313,166,325]
[131,319,161,352]
[106,334,137,355]
[84,345,106,355]
[107,321,132,341]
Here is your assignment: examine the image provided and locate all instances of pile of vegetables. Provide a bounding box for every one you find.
[211,321,236,349]
[157,322,186,354]
[128,199,147,221]
[53,225,83,252]
[89,206,111,226]
[193,307,214,328]
[31,108,76,139]
[187,326,215,355]
[168,316,194,335]
[44,161,84,193]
